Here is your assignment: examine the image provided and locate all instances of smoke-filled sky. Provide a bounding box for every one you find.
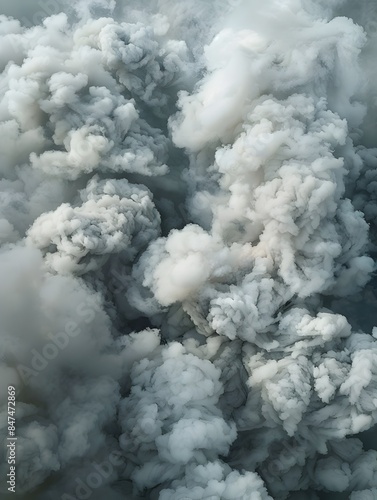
[1,1,377,499]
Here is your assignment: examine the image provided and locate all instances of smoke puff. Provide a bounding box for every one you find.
[27,176,161,274]
[159,461,272,500]
[119,342,237,490]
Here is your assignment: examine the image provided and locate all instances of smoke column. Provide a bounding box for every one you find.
[1,0,377,498]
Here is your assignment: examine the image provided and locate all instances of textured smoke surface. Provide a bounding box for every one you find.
[1,0,377,499]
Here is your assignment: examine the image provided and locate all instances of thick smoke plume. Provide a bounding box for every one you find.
[1,0,377,499]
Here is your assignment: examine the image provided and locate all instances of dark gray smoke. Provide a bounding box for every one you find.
[1,1,377,499]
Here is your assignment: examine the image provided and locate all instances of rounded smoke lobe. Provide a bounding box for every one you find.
[1,0,377,499]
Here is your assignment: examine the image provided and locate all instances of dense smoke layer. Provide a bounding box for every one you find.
[1,0,377,499]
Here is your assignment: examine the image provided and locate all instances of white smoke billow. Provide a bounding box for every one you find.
[1,0,377,499]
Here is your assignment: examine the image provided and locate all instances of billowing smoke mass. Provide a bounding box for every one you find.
[2,0,377,498]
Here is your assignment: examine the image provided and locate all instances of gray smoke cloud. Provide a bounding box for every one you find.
[1,0,377,499]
